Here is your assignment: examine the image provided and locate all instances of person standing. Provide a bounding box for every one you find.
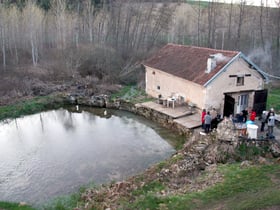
[249,109,256,121]
[201,109,206,130]
[266,108,275,123]
[237,112,244,123]
[204,111,212,133]
[260,110,267,132]
[267,112,275,138]
[242,108,248,122]
[210,108,218,129]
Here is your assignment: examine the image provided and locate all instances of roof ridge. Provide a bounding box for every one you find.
[166,43,240,54]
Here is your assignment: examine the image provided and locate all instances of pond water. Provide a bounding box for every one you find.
[0,107,179,205]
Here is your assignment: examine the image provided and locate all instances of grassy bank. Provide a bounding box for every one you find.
[110,85,153,103]
[2,162,280,210]
[267,88,280,112]
[0,202,36,210]
[1,87,279,210]
[112,162,280,210]
[0,94,65,121]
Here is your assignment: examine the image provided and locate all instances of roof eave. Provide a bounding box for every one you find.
[203,52,269,87]
[239,53,269,82]
[203,52,241,87]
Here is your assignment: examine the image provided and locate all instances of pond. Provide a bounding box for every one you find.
[0,107,180,205]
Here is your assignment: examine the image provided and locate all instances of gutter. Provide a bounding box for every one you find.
[239,53,270,82]
[204,52,270,87]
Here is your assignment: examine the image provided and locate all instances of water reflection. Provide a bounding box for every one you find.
[0,107,178,205]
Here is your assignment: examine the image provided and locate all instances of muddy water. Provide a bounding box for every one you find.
[0,107,178,205]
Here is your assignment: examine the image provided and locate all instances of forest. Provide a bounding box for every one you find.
[0,0,279,104]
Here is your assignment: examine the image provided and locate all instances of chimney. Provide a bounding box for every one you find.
[206,55,217,73]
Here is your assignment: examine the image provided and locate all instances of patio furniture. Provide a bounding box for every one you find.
[167,97,176,109]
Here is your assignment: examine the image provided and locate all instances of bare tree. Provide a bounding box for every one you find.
[0,4,6,69]
[189,0,202,46]
[149,4,175,49]
[83,0,95,43]
[259,0,265,50]
[0,26,6,69]
[276,0,280,56]
[236,0,247,50]
[207,0,218,48]
[22,0,44,66]
[7,5,20,64]
[226,0,233,47]
[51,0,67,49]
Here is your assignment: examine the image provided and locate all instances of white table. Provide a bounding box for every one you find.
[167,98,176,109]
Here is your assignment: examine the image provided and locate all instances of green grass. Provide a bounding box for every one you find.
[0,95,65,121]
[185,0,209,8]
[126,163,280,210]
[0,185,87,210]
[40,192,82,210]
[110,85,153,103]
[267,88,280,112]
[234,143,270,161]
[0,202,36,210]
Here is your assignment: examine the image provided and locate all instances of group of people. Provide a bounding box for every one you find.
[201,108,220,133]
[236,108,256,123]
[201,107,277,138]
[236,107,276,138]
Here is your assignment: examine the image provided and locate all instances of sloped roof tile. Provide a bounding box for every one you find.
[143,44,239,86]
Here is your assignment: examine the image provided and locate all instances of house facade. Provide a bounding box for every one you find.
[143,44,267,117]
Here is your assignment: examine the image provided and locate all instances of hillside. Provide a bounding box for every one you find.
[0,1,279,106]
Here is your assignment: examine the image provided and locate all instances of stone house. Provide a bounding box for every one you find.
[143,44,268,117]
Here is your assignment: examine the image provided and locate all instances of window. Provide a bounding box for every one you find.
[236,76,244,86]
[157,86,160,90]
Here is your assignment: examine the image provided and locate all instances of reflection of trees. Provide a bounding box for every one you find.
[73,106,113,119]
[39,113,44,133]
[56,109,76,131]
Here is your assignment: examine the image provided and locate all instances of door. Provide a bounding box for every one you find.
[253,89,268,115]
[223,94,235,117]
[237,94,249,114]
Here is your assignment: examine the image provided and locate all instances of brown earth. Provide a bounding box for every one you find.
[0,65,122,106]
[75,125,280,210]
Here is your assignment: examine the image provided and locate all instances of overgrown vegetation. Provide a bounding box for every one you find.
[0,201,36,210]
[40,189,85,210]
[1,0,280,100]
[235,143,270,161]
[110,85,153,103]
[0,94,65,121]
[126,163,280,210]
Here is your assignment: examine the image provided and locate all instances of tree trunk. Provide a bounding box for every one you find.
[236,0,246,50]
[260,0,265,50]
[1,27,6,69]
[277,2,280,56]
[227,1,233,47]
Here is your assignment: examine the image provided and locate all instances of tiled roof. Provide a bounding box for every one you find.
[143,44,239,86]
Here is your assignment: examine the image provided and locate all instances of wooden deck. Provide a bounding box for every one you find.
[136,101,201,129]
[173,113,202,129]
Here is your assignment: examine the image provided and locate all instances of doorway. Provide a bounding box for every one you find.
[223,94,235,117]
[237,94,249,114]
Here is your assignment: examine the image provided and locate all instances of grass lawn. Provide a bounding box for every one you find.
[0,202,36,210]
[267,88,280,112]
[0,95,65,121]
[127,163,280,210]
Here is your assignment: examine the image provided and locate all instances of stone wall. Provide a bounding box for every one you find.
[65,94,191,136]
[64,94,280,158]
